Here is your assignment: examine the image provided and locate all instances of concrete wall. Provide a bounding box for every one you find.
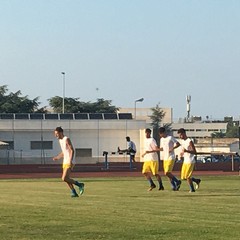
[0,119,146,164]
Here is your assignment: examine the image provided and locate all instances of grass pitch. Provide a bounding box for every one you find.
[0,175,239,240]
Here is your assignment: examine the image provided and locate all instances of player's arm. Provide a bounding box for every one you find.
[53,152,64,161]
[183,141,197,155]
[142,145,161,157]
[66,137,75,161]
[169,141,180,152]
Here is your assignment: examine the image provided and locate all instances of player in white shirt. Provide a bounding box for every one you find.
[118,136,136,163]
[142,128,164,191]
[53,127,84,197]
[159,127,182,191]
[177,128,201,192]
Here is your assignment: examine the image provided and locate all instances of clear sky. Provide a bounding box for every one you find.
[1,0,240,121]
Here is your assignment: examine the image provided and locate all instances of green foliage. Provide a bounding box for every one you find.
[212,121,240,138]
[0,176,239,240]
[149,103,172,145]
[0,85,45,113]
[150,102,165,130]
[48,96,118,113]
[211,131,226,138]
[226,121,239,138]
[0,85,118,114]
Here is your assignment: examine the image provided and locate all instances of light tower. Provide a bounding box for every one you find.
[186,95,191,122]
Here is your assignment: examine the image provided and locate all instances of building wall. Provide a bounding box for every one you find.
[172,122,228,138]
[0,119,146,164]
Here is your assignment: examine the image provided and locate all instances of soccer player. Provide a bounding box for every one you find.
[142,128,164,191]
[158,127,182,191]
[53,126,84,197]
[177,128,201,192]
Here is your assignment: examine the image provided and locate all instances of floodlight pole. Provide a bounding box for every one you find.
[61,72,65,113]
[134,98,144,119]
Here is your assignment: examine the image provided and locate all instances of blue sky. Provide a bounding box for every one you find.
[1,0,240,120]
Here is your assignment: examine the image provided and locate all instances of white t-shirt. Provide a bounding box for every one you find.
[143,137,158,162]
[160,136,178,161]
[128,141,136,156]
[59,136,76,165]
[180,138,195,164]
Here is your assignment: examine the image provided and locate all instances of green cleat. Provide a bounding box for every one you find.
[79,183,85,195]
[176,180,182,191]
[195,179,201,190]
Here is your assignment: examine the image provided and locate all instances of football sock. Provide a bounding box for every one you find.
[170,179,176,189]
[189,182,195,192]
[148,178,155,186]
[71,189,77,195]
[75,181,81,186]
[172,176,179,183]
[158,180,163,188]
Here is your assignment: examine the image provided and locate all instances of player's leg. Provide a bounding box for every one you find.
[142,162,156,191]
[184,163,195,192]
[151,161,164,190]
[191,165,201,190]
[164,160,181,190]
[70,165,85,195]
[62,167,78,197]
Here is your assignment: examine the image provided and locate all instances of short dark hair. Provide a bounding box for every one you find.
[158,127,166,134]
[177,128,186,134]
[55,126,63,133]
[145,128,151,134]
[126,136,130,141]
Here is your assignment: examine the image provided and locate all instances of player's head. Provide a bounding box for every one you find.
[145,128,151,138]
[177,128,186,139]
[158,127,166,138]
[126,136,130,142]
[54,126,64,139]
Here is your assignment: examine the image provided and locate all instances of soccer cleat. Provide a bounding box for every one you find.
[71,193,79,198]
[148,184,156,191]
[189,190,195,193]
[195,179,201,190]
[79,183,85,195]
[71,188,79,198]
[159,186,164,191]
[176,180,182,191]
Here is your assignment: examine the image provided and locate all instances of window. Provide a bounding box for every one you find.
[31,141,53,150]
[75,148,92,157]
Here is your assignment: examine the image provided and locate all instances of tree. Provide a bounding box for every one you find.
[225,121,239,138]
[48,97,118,113]
[149,103,172,145]
[211,131,226,138]
[48,96,81,113]
[211,121,239,138]
[0,85,45,113]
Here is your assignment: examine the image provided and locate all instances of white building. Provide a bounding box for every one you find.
[0,109,237,165]
[172,122,228,138]
[0,113,146,164]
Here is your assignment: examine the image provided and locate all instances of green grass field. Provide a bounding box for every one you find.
[0,175,239,240]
